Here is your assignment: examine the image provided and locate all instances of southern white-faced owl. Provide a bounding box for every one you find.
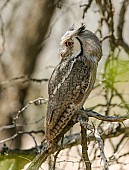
[45,25,102,143]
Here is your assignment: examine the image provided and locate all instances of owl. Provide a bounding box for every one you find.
[45,25,102,143]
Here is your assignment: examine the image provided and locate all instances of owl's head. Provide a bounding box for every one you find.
[60,25,102,62]
[75,26,102,62]
[60,26,75,58]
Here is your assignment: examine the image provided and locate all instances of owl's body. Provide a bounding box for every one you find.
[45,26,102,143]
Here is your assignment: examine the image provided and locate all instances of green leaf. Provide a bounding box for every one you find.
[104,58,129,88]
[0,159,15,170]
[0,154,35,170]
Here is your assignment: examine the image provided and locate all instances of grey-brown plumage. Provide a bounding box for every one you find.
[45,25,102,143]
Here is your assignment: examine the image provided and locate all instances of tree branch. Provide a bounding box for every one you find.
[85,110,129,122]
[81,124,91,170]
[94,129,109,170]
[26,108,129,170]
[80,0,94,19]
[117,0,129,53]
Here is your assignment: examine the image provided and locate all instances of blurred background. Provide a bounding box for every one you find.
[0,0,129,169]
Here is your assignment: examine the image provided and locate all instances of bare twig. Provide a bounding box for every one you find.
[13,97,48,123]
[117,0,129,53]
[0,133,18,144]
[0,130,44,145]
[80,0,94,19]
[94,128,109,170]
[0,75,49,90]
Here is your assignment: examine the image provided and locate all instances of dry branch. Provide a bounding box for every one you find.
[26,109,129,170]
[94,129,109,170]
[81,125,91,170]
[117,0,129,53]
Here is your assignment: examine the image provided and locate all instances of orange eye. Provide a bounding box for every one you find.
[65,41,74,46]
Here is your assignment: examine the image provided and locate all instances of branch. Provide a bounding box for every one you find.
[1,108,128,147]
[85,110,129,122]
[1,121,129,165]
[1,122,129,155]
[78,114,91,169]
[117,0,128,39]
[0,75,49,90]
[80,0,94,19]
[81,124,91,170]
[13,97,48,124]
[117,0,129,53]
[26,108,129,170]
[1,104,129,169]
[0,130,44,145]
[94,129,109,170]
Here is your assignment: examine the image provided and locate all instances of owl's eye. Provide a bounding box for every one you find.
[65,41,74,46]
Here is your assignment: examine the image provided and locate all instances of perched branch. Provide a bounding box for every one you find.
[1,122,129,156]
[77,113,91,169]
[1,92,127,146]
[85,110,129,122]
[81,124,91,170]
[26,108,129,170]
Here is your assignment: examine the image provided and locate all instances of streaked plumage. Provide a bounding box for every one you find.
[45,25,102,142]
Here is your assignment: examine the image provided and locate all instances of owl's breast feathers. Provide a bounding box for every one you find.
[46,53,97,141]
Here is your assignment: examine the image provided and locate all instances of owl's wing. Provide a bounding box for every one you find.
[46,55,96,130]
[48,58,74,98]
[48,64,63,98]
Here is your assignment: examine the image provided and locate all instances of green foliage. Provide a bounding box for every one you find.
[0,159,16,170]
[104,56,129,89]
[0,154,35,170]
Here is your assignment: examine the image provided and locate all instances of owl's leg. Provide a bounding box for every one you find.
[72,108,89,128]
[77,109,94,132]
[41,137,49,151]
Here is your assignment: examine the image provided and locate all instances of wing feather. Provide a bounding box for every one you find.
[46,54,97,130]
